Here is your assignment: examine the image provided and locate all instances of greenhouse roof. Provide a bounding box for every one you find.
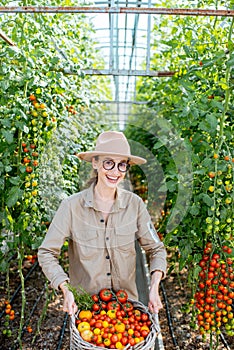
[1,2,233,127]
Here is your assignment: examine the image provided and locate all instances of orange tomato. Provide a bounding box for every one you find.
[115,322,125,333]
[79,310,92,321]
[80,329,94,342]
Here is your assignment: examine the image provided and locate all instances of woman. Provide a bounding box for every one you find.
[38,131,167,316]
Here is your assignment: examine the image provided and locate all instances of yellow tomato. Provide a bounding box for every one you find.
[80,329,93,342]
[79,310,92,321]
[77,321,90,333]
[93,328,101,335]
[117,333,122,340]
[128,329,134,335]
[102,320,109,328]
[115,322,125,333]
[107,309,116,319]
[100,310,106,315]
[141,325,150,332]
[116,341,124,349]
[104,338,111,346]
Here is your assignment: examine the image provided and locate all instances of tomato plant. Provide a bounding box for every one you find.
[0,1,111,346]
[125,1,234,342]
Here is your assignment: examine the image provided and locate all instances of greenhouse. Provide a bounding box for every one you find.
[0,1,233,349]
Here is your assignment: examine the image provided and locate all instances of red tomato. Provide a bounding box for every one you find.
[95,321,103,329]
[110,334,119,344]
[92,303,100,312]
[121,336,128,345]
[99,288,112,302]
[129,337,135,346]
[107,301,121,311]
[89,319,96,327]
[141,329,149,338]
[92,294,99,303]
[101,302,107,310]
[141,313,149,322]
[115,289,128,303]
[122,302,133,313]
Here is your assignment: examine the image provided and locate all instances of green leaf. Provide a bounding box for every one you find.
[200,194,214,207]
[2,130,14,144]
[6,186,23,207]
[9,176,21,185]
[189,204,200,216]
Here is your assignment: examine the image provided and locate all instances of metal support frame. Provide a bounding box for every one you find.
[82,69,175,76]
[0,7,234,16]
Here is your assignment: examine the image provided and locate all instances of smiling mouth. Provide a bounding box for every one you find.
[106,175,119,182]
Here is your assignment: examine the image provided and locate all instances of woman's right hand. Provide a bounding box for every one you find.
[59,281,78,316]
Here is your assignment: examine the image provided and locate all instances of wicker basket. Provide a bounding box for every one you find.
[70,299,160,350]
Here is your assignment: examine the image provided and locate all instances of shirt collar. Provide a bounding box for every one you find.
[84,183,127,211]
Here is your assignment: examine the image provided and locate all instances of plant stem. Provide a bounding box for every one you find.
[32,281,52,344]
[17,244,25,349]
[217,17,234,150]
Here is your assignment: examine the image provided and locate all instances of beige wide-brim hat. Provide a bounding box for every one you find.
[77,131,146,165]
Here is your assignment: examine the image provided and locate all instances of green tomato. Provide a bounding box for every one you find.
[206,217,212,224]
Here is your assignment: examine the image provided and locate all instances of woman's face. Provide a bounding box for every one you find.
[92,156,129,189]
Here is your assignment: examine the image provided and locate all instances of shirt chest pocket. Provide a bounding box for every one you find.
[115,223,138,252]
[72,228,106,260]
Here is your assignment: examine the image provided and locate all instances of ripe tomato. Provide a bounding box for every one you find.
[79,310,92,321]
[107,301,121,311]
[77,321,90,333]
[121,336,128,345]
[92,294,99,303]
[99,288,112,302]
[110,334,119,344]
[80,329,94,342]
[92,303,100,312]
[116,289,128,303]
[122,302,133,313]
[141,313,149,322]
[26,166,33,173]
[101,302,107,310]
[115,321,125,333]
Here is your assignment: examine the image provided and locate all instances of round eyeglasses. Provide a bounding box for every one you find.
[102,159,130,173]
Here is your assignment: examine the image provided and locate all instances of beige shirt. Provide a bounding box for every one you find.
[38,184,167,300]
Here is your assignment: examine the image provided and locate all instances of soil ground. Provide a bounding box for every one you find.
[0,255,233,350]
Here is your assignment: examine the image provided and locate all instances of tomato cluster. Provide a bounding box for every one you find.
[2,300,15,338]
[76,289,152,348]
[195,242,234,336]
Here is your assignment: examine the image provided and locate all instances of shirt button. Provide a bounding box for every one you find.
[106,237,109,240]
[106,255,110,259]
[100,219,104,223]
[107,272,111,276]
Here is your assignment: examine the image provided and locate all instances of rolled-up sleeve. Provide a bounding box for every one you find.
[136,199,167,278]
[38,199,71,290]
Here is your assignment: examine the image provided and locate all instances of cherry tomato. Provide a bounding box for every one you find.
[92,303,100,312]
[92,294,99,303]
[99,288,112,302]
[107,301,121,311]
[110,334,119,344]
[122,302,133,313]
[115,289,128,303]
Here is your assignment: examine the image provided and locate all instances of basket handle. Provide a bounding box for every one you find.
[152,313,161,334]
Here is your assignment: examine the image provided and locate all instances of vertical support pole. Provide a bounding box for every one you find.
[146,0,151,74]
